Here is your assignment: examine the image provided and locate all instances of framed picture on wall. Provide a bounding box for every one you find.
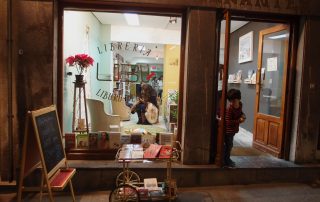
[239,31,253,63]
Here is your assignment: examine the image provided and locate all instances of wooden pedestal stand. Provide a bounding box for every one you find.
[72,80,89,133]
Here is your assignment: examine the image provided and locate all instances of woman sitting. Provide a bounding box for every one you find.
[131,84,158,125]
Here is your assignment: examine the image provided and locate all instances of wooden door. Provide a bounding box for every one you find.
[253,24,290,157]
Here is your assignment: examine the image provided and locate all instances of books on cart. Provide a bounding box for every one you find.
[131,150,144,159]
[144,178,161,191]
[158,145,173,159]
[143,144,162,158]
[118,144,144,159]
[118,144,174,159]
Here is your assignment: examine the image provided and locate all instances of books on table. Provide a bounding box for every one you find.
[89,132,98,149]
[108,132,121,149]
[65,133,76,150]
[97,131,109,149]
[76,133,88,148]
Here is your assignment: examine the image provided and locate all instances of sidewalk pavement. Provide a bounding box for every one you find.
[1,182,320,201]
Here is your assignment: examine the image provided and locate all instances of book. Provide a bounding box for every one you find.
[119,148,132,159]
[97,131,109,149]
[133,144,143,151]
[159,145,173,159]
[142,133,155,148]
[144,178,159,191]
[64,133,76,150]
[108,132,121,149]
[131,150,144,159]
[120,134,131,144]
[130,133,142,144]
[88,132,98,149]
[158,132,173,145]
[137,188,149,200]
[143,144,162,158]
[76,133,88,148]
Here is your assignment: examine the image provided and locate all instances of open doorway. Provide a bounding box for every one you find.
[62,10,182,159]
[217,14,293,164]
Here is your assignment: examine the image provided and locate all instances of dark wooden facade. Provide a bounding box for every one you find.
[1,0,320,180]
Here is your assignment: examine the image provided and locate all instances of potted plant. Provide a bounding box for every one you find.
[66,54,94,82]
[168,91,179,123]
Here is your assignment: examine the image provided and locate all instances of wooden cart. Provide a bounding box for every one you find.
[109,142,182,202]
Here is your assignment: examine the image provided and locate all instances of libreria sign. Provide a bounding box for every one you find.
[97,42,152,56]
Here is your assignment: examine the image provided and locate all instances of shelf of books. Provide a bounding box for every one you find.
[64,131,121,160]
[64,131,178,160]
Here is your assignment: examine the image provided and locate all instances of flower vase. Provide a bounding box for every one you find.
[75,74,84,83]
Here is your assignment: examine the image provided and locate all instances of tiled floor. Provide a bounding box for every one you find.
[234,127,254,147]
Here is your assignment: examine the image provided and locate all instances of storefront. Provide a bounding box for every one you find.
[1,0,320,182]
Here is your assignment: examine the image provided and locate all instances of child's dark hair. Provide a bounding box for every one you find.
[227,89,241,101]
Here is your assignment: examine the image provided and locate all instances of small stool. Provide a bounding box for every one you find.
[110,125,120,132]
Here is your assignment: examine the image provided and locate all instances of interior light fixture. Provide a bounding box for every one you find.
[169,17,177,24]
[156,56,159,60]
[268,34,288,39]
[124,13,140,26]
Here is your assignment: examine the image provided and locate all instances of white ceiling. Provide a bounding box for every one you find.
[93,12,181,64]
[93,12,181,30]
[221,20,249,34]
[93,12,249,64]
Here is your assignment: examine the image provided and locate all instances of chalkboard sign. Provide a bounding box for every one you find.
[31,106,66,177]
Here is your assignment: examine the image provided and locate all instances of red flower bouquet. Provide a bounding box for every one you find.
[66,54,94,75]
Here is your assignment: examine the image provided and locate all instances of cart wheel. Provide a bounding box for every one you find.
[109,184,140,202]
[116,170,141,186]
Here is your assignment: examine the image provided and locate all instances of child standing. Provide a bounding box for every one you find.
[224,89,246,167]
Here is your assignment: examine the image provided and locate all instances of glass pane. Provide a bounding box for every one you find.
[258,29,289,117]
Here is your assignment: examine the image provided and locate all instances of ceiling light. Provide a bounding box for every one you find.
[169,17,177,24]
[268,34,288,39]
[124,13,140,26]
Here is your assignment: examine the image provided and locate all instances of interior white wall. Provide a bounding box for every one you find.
[111,25,181,45]
[63,11,112,133]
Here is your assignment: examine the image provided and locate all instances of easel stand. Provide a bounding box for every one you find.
[17,106,76,202]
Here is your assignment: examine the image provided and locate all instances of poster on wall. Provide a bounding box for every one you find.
[267,57,278,71]
[238,31,253,64]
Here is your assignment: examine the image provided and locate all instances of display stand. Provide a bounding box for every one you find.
[109,143,181,202]
[72,80,89,133]
[17,106,76,202]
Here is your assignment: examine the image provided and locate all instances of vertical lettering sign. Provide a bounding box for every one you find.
[35,111,64,173]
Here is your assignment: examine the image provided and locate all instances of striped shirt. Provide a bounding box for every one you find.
[225,102,244,135]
